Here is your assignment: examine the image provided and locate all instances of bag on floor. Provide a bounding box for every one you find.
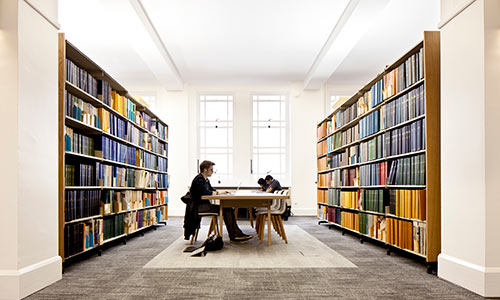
[202,234,224,251]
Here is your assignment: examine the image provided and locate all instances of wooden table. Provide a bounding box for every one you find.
[202,191,290,246]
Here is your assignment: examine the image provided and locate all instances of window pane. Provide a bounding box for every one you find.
[257,102,281,121]
[205,128,228,148]
[205,102,229,121]
[258,127,281,148]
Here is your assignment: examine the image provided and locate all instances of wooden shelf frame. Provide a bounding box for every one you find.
[315,31,440,263]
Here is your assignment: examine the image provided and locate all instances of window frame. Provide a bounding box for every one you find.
[250,93,290,185]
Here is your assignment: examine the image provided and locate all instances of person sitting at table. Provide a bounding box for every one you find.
[265,175,282,193]
[257,178,268,191]
[190,160,252,242]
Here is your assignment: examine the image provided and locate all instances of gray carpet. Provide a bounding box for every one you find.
[144,225,356,269]
[26,217,484,300]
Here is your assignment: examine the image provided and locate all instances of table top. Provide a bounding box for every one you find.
[202,190,289,200]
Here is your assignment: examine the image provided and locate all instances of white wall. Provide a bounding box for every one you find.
[438,0,500,297]
[0,1,62,299]
[142,83,326,217]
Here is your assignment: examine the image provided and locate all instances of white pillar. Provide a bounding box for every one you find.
[438,0,500,297]
[0,0,61,299]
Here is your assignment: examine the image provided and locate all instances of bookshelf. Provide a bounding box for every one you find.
[58,33,169,262]
[316,31,440,273]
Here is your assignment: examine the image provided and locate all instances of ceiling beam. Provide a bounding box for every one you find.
[303,0,390,90]
[129,0,184,91]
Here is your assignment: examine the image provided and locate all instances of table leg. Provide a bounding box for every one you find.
[267,203,271,246]
[219,205,223,237]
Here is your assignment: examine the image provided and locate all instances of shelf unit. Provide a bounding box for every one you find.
[58,33,170,262]
[316,31,440,270]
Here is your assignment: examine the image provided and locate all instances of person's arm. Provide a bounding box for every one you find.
[266,186,273,193]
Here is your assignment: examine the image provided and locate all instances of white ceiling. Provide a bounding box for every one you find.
[328,0,440,95]
[58,0,440,91]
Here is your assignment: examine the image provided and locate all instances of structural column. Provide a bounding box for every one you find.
[438,0,500,297]
[0,0,61,299]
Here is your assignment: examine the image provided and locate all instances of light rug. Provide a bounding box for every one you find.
[144,225,356,269]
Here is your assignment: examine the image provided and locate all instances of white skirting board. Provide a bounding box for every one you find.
[0,256,62,300]
[438,253,500,297]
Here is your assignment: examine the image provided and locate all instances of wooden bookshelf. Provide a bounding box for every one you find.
[316,31,440,272]
[58,33,170,262]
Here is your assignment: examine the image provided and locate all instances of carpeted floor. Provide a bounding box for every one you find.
[27,216,484,300]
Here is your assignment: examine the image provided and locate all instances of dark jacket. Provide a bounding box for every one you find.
[183,174,216,239]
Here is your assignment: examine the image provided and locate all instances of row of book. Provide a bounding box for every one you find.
[65,89,168,151]
[125,209,157,234]
[322,118,425,168]
[388,119,426,157]
[317,139,328,156]
[64,127,94,156]
[317,206,427,256]
[318,205,341,224]
[389,189,426,220]
[384,85,425,128]
[334,101,358,129]
[65,58,98,98]
[329,124,359,152]
[359,213,385,241]
[339,191,357,209]
[65,162,169,188]
[98,164,169,188]
[103,214,125,241]
[317,156,328,171]
[359,134,384,162]
[387,154,426,185]
[360,189,386,213]
[341,211,359,231]
[359,110,381,139]
[362,77,385,110]
[327,168,359,188]
[65,163,96,186]
[65,90,101,128]
[101,190,168,215]
[386,218,426,255]
[65,190,101,222]
[359,161,389,186]
[64,219,101,257]
[156,121,168,141]
[317,121,329,139]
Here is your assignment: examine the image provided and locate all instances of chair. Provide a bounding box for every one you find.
[190,212,219,245]
[255,190,289,244]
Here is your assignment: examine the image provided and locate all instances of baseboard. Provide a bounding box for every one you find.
[290,208,316,216]
[438,253,500,297]
[0,256,62,299]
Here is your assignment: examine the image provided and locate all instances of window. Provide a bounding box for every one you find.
[252,94,288,184]
[141,95,156,112]
[199,94,233,183]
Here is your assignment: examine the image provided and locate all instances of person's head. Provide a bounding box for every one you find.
[265,175,273,185]
[257,178,266,187]
[199,160,215,177]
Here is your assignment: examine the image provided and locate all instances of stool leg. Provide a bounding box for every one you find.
[249,209,254,228]
[278,216,288,244]
[207,216,214,237]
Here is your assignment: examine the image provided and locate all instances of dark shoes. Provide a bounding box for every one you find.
[230,233,253,242]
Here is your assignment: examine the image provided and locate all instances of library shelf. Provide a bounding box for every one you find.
[65,215,103,225]
[58,33,170,264]
[316,31,440,268]
[318,219,427,259]
[101,234,127,246]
